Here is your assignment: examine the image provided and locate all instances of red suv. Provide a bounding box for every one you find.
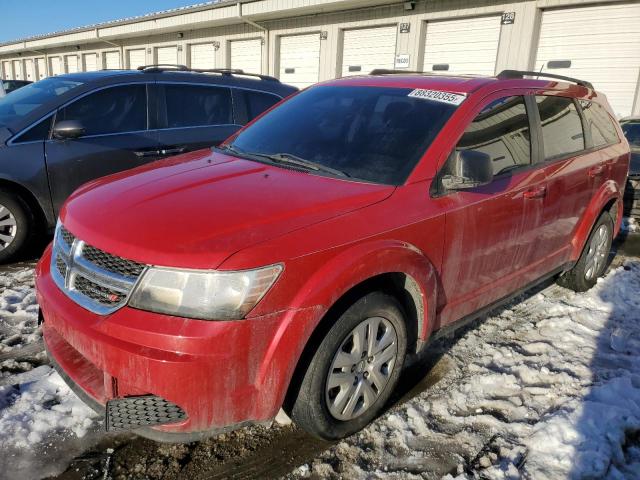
[36,70,629,441]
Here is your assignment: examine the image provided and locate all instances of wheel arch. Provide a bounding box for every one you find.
[0,177,52,232]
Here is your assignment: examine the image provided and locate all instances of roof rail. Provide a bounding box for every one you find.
[191,68,279,82]
[370,69,428,75]
[497,70,593,90]
[137,64,189,72]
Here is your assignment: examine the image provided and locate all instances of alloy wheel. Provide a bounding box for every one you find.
[0,204,17,252]
[584,224,610,281]
[325,316,398,421]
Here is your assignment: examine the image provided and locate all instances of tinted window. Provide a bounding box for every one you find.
[622,122,640,148]
[57,84,147,136]
[455,96,531,176]
[237,90,281,123]
[580,100,619,147]
[164,85,232,128]
[13,116,52,143]
[229,86,458,185]
[0,77,83,126]
[536,96,584,160]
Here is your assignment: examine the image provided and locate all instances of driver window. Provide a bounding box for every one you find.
[56,84,147,137]
[455,96,531,177]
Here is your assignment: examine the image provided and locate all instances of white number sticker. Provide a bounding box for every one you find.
[407,89,467,106]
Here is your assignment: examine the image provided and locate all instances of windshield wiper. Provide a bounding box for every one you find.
[257,152,349,177]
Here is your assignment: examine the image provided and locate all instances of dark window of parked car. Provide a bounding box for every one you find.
[0,77,84,126]
[164,85,232,128]
[579,100,619,148]
[536,96,584,160]
[455,96,531,176]
[622,121,640,148]
[235,90,281,124]
[12,116,53,143]
[56,84,147,136]
[229,85,458,185]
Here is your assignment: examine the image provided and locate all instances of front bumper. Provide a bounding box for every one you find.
[36,245,317,441]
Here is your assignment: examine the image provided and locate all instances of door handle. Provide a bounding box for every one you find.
[588,165,605,177]
[159,147,186,156]
[134,150,160,158]
[523,185,547,199]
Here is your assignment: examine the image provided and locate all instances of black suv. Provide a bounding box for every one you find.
[0,66,297,261]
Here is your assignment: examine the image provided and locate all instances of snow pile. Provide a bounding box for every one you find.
[622,217,638,233]
[294,261,640,479]
[0,266,99,479]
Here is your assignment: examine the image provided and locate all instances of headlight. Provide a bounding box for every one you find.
[128,264,282,320]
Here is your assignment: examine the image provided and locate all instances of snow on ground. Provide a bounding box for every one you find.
[0,266,99,480]
[622,217,638,233]
[1,257,640,479]
[291,259,640,479]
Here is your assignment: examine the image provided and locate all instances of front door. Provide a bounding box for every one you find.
[437,93,546,325]
[45,83,161,213]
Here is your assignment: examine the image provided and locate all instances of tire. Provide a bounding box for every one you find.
[290,292,407,440]
[0,191,34,263]
[558,212,613,292]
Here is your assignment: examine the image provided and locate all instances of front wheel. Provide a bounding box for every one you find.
[290,292,407,440]
[0,192,33,263]
[558,212,613,292]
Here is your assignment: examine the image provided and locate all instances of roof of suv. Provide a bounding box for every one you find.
[55,69,298,97]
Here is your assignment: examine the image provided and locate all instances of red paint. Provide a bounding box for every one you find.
[36,74,630,438]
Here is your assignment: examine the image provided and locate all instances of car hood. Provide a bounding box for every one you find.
[61,149,394,269]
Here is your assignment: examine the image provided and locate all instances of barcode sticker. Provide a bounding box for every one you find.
[407,89,466,106]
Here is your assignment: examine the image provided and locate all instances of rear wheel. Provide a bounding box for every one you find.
[0,191,33,263]
[558,212,613,292]
[290,292,407,440]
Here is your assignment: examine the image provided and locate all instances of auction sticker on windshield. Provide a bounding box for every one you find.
[408,89,466,106]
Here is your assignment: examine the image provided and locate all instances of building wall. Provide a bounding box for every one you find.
[1,0,639,115]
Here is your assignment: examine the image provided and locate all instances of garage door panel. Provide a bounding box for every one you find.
[36,58,46,79]
[342,26,396,76]
[279,33,320,88]
[83,53,98,72]
[104,52,121,69]
[128,49,146,69]
[190,44,215,69]
[156,46,178,65]
[535,3,640,117]
[230,39,262,74]
[423,16,500,76]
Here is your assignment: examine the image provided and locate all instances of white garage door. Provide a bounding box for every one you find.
[13,60,23,80]
[423,16,501,75]
[342,26,396,76]
[83,53,98,72]
[2,61,11,80]
[104,51,121,70]
[535,3,640,118]
[156,46,178,65]
[49,57,62,76]
[190,43,215,69]
[65,55,78,73]
[127,49,146,69]
[230,39,263,73]
[24,59,36,81]
[279,33,320,88]
[36,58,46,79]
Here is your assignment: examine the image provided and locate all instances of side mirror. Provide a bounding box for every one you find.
[441,150,493,190]
[53,120,85,140]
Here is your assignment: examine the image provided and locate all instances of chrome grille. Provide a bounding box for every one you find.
[51,222,146,315]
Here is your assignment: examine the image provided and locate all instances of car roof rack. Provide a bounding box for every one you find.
[497,70,593,90]
[136,64,279,81]
[370,69,429,75]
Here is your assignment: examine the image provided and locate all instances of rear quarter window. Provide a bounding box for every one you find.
[580,100,619,147]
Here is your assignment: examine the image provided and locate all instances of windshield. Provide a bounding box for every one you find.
[228,85,459,185]
[0,77,84,127]
[622,122,640,148]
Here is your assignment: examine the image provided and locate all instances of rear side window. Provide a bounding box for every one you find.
[57,84,147,136]
[164,85,232,128]
[536,96,584,160]
[456,96,531,176]
[235,90,281,124]
[579,100,619,147]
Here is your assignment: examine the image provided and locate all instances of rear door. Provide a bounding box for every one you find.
[45,82,161,213]
[438,92,547,325]
[155,82,239,154]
